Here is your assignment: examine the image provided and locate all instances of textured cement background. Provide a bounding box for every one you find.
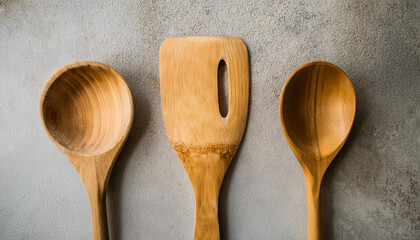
[1,0,419,239]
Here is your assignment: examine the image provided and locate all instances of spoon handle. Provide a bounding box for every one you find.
[71,155,113,240]
[305,176,322,240]
[89,191,109,240]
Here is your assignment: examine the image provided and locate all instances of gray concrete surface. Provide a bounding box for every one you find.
[1,0,419,239]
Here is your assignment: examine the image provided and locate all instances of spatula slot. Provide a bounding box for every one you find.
[217,59,229,118]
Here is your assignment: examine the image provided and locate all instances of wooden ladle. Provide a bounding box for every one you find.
[279,61,356,240]
[160,37,249,239]
[40,61,134,240]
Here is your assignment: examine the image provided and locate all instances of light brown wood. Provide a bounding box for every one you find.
[40,61,134,240]
[160,37,249,240]
[279,61,356,240]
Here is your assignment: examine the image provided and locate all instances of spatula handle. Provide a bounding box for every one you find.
[180,151,231,240]
[305,176,322,240]
[194,216,220,240]
[193,176,221,240]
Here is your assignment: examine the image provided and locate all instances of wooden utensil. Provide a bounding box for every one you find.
[160,37,249,240]
[40,61,134,240]
[279,61,356,240]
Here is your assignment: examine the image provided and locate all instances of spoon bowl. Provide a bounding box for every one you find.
[280,61,356,240]
[40,61,134,240]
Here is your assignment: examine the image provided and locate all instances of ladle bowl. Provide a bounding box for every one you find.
[280,61,356,240]
[40,61,134,240]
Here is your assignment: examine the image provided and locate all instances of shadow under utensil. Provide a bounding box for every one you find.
[219,46,253,239]
[321,79,367,240]
[107,88,151,239]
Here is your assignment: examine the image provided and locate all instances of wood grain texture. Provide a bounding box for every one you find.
[160,37,249,240]
[40,61,134,240]
[280,61,356,240]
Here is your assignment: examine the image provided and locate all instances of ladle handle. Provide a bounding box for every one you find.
[89,190,109,240]
[305,176,322,240]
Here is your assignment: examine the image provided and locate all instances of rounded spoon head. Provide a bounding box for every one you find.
[40,61,134,157]
[280,61,356,175]
[40,61,134,240]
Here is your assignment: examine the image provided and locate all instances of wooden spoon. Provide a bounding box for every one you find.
[160,37,249,239]
[279,61,356,240]
[40,61,134,240]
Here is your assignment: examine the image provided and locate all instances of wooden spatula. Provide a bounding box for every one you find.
[160,37,249,239]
